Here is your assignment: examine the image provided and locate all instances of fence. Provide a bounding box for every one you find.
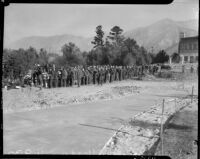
[170,63,198,73]
[158,85,196,156]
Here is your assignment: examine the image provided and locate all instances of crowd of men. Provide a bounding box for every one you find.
[23,64,161,88]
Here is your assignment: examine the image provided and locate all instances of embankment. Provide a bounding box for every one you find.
[99,97,192,155]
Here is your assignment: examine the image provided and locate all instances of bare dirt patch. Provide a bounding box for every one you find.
[3,82,141,114]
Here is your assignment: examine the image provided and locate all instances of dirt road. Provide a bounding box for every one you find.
[3,80,197,154]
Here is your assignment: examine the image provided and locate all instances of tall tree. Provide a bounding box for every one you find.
[107,26,125,65]
[91,25,104,48]
[107,26,125,47]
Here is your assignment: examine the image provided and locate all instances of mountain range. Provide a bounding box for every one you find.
[5,18,198,55]
[123,18,198,55]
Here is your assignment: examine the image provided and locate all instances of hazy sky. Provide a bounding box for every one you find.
[4,0,199,45]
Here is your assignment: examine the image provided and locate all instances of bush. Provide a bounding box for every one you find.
[161,65,171,70]
[153,50,169,64]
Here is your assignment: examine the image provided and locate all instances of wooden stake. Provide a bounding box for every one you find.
[191,86,194,103]
[175,98,177,112]
[160,99,165,155]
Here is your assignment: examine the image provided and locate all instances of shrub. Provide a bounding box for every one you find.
[157,71,173,78]
[161,65,171,70]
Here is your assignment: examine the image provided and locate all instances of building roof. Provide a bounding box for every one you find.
[180,36,198,43]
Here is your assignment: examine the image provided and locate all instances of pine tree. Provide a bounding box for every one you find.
[91,25,104,48]
[107,26,124,47]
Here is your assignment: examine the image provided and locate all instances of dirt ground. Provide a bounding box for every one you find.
[3,74,198,154]
[3,81,142,113]
[3,76,198,114]
[155,99,198,159]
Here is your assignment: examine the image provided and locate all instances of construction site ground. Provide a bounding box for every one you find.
[155,99,198,159]
[3,74,198,154]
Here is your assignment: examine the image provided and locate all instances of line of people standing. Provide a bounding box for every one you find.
[23,64,161,88]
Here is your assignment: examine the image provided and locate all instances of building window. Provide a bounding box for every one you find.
[187,44,190,50]
[196,56,198,62]
[190,56,194,63]
[184,44,187,50]
[189,43,192,50]
[193,44,195,50]
[181,44,184,50]
[184,56,188,62]
[194,43,197,50]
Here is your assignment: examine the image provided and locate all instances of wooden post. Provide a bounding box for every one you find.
[160,99,165,155]
[175,98,177,112]
[191,86,194,103]
[21,86,24,92]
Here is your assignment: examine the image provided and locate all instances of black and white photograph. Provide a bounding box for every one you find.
[2,0,199,157]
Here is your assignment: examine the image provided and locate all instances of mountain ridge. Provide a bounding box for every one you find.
[123,18,198,53]
[5,18,198,55]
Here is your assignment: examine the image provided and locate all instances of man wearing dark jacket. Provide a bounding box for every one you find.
[93,66,97,84]
[52,67,58,88]
[48,68,53,88]
[61,67,68,87]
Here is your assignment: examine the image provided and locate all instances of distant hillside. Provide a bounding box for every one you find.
[123,18,198,54]
[7,34,93,55]
[6,18,198,55]
[165,43,179,56]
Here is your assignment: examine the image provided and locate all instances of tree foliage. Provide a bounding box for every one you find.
[3,25,158,81]
[3,47,56,80]
[153,50,169,64]
[38,48,49,65]
[91,25,104,48]
[61,42,84,67]
[171,52,181,63]
[107,26,125,47]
